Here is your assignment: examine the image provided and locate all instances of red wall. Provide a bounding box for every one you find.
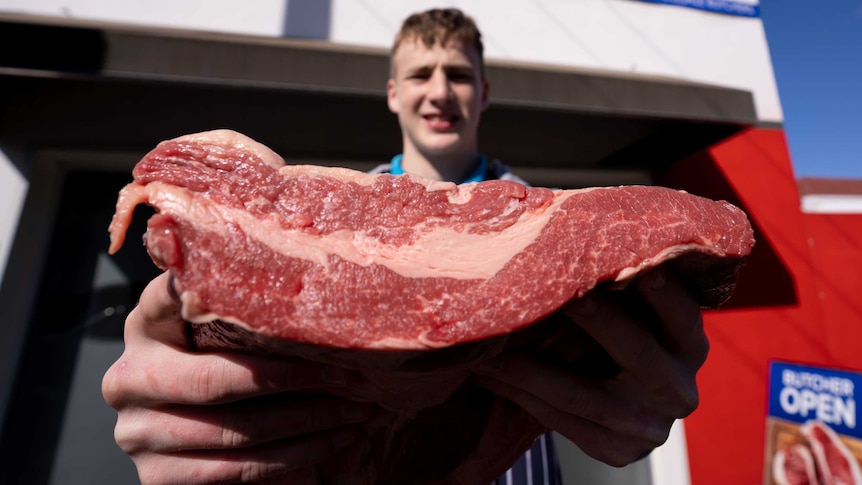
[659,128,862,484]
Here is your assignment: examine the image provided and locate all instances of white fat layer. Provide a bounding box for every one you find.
[145,182,571,280]
[173,129,287,169]
[614,242,724,282]
[278,165,458,192]
[279,165,378,185]
[363,335,436,349]
[180,291,226,325]
[278,165,466,196]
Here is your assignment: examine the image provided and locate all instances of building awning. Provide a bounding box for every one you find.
[0,12,757,186]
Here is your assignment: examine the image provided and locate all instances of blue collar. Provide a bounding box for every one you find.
[389,154,488,184]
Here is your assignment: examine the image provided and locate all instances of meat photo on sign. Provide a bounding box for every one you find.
[771,420,862,485]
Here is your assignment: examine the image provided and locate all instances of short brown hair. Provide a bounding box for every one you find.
[391,8,485,74]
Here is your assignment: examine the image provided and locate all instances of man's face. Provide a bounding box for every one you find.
[387,38,489,160]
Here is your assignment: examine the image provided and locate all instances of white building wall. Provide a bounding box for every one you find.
[1,0,782,123]
[0,148,27,282]
[330,0,781,123]
[802,195,862,214]
[0,0,288,35]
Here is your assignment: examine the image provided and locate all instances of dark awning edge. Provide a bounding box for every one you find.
[0,12,757,126]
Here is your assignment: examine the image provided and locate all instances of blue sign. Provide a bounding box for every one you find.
[768,361,862,440]
[634,0,760,18]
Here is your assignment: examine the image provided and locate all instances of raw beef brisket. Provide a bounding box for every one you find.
[108,129,755,484]
[110,130,753,349]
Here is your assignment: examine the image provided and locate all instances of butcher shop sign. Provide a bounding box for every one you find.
[625,0,759,17]
[764,361,862,484]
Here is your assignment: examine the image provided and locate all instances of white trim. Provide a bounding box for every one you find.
[648,419,692,485]
[540,434,550,485]
[801,195,862,214]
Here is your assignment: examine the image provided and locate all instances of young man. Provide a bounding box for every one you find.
[374,9,562,483]
[373,8,503,183]
[102,8,708,484]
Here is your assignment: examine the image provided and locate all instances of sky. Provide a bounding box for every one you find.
[759,0,862,179]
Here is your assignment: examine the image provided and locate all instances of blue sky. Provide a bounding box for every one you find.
[760,0,862,179]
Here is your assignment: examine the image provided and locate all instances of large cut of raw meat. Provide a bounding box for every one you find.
[108,129,755,484]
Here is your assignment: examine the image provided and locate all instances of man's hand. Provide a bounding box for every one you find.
[474,265,708,466]
[101,272,375,484]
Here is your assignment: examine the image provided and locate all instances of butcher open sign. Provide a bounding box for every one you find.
[764,361,862,484]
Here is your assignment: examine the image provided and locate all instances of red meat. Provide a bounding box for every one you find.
[108,129,756,483]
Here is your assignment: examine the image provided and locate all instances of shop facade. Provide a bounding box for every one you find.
[2,1,857,484]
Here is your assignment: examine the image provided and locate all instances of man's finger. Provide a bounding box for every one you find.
[475,353,667,443]
[475,373,666,467]
[559,289,677,384]
[124,271,189,349]
[132,425,359,485]
[115,395,374,453]
[634,266,708,363]
[103,346,354,408]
